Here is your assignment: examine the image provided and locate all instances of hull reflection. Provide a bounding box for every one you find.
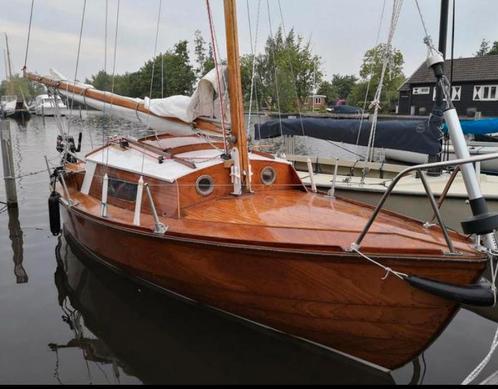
[51,233,396,385]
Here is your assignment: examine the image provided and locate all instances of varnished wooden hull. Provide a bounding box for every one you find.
[61,204,485,370]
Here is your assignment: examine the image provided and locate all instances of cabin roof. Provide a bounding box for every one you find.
[86,144,287,182]
[402,55,498,87]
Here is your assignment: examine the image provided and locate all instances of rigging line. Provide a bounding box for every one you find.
[414,0,430,40]
[23,0,35,70]
[356,0,387,146]
[325,140,366,160]
[106,0,121,171]
[265,0,284,145]
[276,0,307,140]
[102,0,109,120]
[246,0,262,139]
[205,0,229,156]
[142,0,163,173]
[450,0,456,87]
[68,0,87,136]
[365,0,404,162]
[147,0,163,104]
[101,0,109,166]
[161,51,164,99]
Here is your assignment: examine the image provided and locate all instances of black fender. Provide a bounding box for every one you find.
[49,191,62,236]
[407,276,496,307]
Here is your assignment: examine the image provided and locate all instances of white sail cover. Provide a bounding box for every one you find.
[145,66,229,123]
[49,66,228,125]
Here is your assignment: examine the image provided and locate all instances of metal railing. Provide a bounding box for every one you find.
[352,152,498,254]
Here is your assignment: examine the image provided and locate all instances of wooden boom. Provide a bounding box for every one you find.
[24,71,224,135]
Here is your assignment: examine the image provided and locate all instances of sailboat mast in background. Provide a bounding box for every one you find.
[224,0,252,192]
[4,33,13,80]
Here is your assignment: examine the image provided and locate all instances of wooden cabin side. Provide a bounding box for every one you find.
[67,135,307,223]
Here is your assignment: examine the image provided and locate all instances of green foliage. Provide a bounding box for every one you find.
[0,75,45,101]
[86,40,196,99]
[85,28,322,113]
[318,74,358,104]
[193,30,215,80]
[248,28,322,112]
[240,54,255,106]
[489,41,498,55]
[475,39,498,57]
[475,39,491,57]
[349,43,405,113]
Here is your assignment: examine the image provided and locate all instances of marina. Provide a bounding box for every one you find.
[1,0,498,385]
[1,114,498,384]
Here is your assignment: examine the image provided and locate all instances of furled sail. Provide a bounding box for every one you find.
[26,67,229,137]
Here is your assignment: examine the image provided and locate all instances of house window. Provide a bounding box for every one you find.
[474,85,498,101]
[413,87,431,95]
[433,86,462,101]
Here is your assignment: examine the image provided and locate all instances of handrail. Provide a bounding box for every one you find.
[352,152,498,253]
[429,165,461,224]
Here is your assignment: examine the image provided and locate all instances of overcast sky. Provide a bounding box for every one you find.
[1,0,498,86]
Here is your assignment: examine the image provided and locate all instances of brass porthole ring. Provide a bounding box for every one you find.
[195,175,215,196]
[260,166,277,186]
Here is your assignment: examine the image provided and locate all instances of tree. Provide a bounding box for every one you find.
[474,39,498,57]
[318,74,357,105]
[193,30,215,80]
[0,75,45,101]
[86,40,196,99]
[488,41,498,55]
[252,27,322,112]
[86,70,113,92]
[349,43,405,113]
[475,39,491,57]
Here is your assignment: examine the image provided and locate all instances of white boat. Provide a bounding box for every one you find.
[32,94,68,116]
[0,95,17,116]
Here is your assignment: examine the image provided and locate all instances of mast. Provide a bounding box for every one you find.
[4,34,13,80]
[438,0,450,58]
[3,49,8,81]
[224,0,251,192]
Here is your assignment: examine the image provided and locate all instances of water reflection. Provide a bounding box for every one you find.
[7,206,28,284]
[51,234,397,385]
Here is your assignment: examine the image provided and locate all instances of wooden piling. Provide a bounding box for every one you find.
[1,120,18,207]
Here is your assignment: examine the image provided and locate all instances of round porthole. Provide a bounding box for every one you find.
[260,166,277,186]
[196,175,215,196]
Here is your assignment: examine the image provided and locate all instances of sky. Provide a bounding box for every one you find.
[1,0,498,86]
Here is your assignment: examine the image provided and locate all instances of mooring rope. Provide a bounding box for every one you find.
[462,326,498,385]
[351,248,407,281]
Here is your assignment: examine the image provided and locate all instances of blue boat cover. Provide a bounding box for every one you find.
[451,118,498,136]
[255,117,444,155]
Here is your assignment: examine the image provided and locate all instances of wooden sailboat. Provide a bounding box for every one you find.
[28,0,496,371]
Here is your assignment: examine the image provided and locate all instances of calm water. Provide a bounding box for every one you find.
[0,113,498,384]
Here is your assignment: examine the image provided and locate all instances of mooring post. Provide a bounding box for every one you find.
[1,120,18,207]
